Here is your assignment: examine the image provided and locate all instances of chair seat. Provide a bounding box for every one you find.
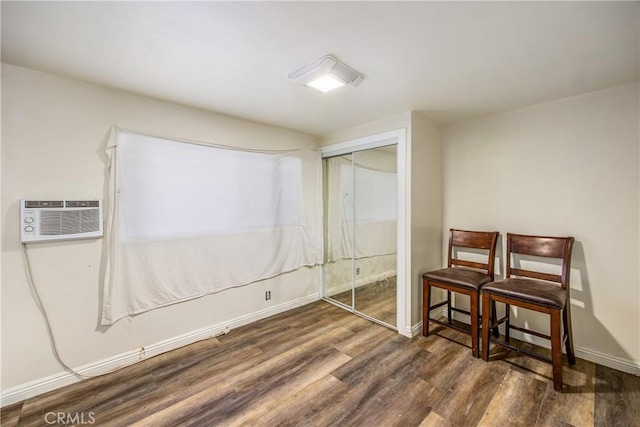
[423,268,492,290]
[482,278,566,308]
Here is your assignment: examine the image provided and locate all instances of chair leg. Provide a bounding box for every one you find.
[551,309,563,391]
[481,293,492,361]
[563,303,576,365]
[446,290,452,324]
[491,301,499,338]
[505,303,511,343]
[470,292,479,358]
[422,279,431,337]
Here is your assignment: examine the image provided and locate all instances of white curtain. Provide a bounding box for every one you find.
[325,156,397,262]
[101,128,322,325]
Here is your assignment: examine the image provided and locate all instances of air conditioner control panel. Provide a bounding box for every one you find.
[22,210,36,238]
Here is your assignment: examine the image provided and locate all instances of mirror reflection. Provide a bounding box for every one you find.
[324,153,353,308]
[324,145,397,328]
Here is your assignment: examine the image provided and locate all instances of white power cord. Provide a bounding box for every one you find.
[22,243,141,379]
[21,242,231,379]
[21,242,92,378]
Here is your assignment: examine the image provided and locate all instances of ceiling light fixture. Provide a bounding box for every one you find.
[288,55,364,93]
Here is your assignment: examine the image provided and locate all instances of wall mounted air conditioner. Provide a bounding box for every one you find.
[21,200,103,242]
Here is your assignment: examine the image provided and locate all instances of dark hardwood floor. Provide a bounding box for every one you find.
[1,301,639,426]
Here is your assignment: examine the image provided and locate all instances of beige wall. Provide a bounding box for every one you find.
[1,63,320,390]
[442,82,640,366]
[410,112,443,326]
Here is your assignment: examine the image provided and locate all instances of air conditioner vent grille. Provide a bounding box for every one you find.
[25,201,64,208]
[39,209,100,235]
[66,200,100,208]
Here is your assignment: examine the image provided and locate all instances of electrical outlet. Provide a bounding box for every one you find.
[356,267,360,275]
[265,290,271,301]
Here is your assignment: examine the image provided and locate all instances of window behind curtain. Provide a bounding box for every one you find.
[117,133,303,240]
[101,130,322,325]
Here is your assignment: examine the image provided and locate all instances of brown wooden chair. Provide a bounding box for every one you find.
[422,229,499,358]
[481,233,575,391]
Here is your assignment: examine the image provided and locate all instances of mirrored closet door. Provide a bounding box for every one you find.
[323,145,398,329]
[323,153,354,310]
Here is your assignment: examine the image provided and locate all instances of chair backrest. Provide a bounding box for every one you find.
[448,229,499,279]
[506,233,574,289]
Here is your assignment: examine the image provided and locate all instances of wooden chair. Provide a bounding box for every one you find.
[422,229,499,358]
[481,233,575,391]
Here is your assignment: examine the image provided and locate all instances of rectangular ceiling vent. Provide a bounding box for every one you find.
[329,61,362,85]
[21,200,103,242]
[288,55,364,93]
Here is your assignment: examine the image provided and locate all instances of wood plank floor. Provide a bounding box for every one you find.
[2,301,639,426]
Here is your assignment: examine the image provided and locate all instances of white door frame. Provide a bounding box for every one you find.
[320,129,409,337]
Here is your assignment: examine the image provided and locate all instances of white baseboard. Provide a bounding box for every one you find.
[441,311,640,376]
[0,293,320,407]
[575,346,640,376]
[507,329,639,376]
[407,307,444,337]
[408,322,422,337]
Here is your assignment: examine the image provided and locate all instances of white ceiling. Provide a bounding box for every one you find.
[2,1,639,136]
